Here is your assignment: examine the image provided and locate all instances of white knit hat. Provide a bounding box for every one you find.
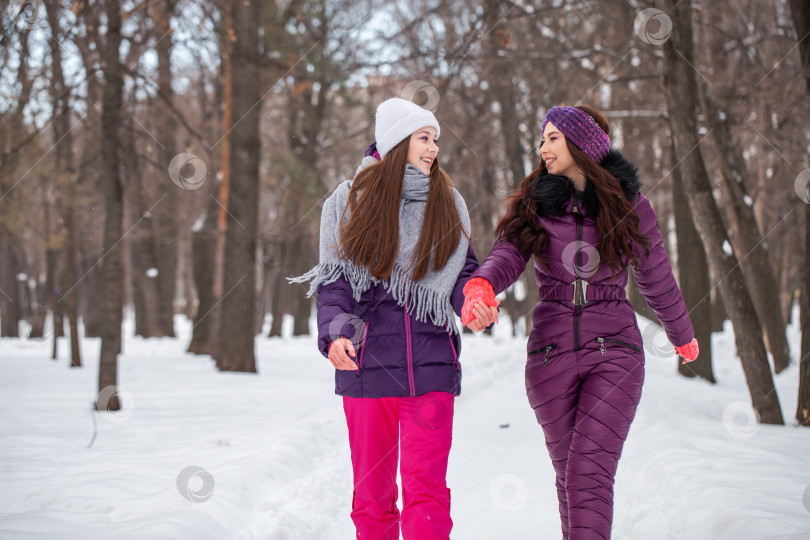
[374,98,440,159]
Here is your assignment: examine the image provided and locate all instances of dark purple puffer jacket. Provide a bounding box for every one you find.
[316,246,479,398]
[472,150,694,361]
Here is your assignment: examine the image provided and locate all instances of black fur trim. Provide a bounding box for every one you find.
[530,149,642,217]
[601,149,642,197]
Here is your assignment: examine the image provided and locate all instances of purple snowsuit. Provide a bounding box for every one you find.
[472,150,694,540]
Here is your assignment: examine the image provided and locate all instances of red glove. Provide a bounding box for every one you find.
[675,338,699,363]
[462,278,497,326]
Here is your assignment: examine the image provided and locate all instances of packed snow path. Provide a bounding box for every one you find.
[1,314,809,539]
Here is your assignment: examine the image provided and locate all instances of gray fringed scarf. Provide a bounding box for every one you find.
[290,160,470,334]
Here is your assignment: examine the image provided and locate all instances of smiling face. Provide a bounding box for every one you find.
[540,121,582,181]
[406,127,439,175]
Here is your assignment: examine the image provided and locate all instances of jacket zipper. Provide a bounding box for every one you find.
[574,199,583,351]
[447,333,460,371]
[597,337,642,356]
[404,303,415,396]
[356,322,369,377]
[528,343,557,365]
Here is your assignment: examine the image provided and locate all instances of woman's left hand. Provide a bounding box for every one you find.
[674,338,699,363]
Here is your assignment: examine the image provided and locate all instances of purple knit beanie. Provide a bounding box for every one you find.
[541,106,611,163]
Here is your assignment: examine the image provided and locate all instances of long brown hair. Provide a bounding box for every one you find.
[495,105,649,272]
[338,136,464,282]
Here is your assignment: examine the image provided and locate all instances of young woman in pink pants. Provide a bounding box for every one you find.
[292,97,494,539]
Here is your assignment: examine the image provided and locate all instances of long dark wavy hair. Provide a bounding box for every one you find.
[495,105,649,273]
[338,136,464,282]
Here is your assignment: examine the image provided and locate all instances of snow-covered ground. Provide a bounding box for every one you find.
[1,311,809,539]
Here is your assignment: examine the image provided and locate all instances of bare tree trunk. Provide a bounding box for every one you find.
[96,0,124,411]
[672,144,714,382]
[73,3,103,343]
[255,265,271,336]
[481,0,534,337]
[81,265,104,338]
[216,0,259,372]
[711,288,727,333]
[657,0,782,424]
[699,81,791,373]
[153,0,178,337]
[0,238,21,337]
[25,274,46,339]
[293,286,310,336]
[483,0,524,192]
[1,25,34,339]
[285,88,328,335]
[282,93,328,335]
[188,172,221,356]
[53,287,65,339]
[45,221,60,358]
[268,268,285,337]
[130,234,160,338]
[800,205,810,424]
[0,79,20,339]
[64,211,82,367]
[209,3,233,365]
[789,0,810,426]
[124,120,161,338]
[188,10,230,357]
[800,201,810,425]
[778,242,797,325]
[188,208,219,356]
[283,206,312,336]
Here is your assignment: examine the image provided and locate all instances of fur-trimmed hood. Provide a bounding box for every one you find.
[530,149,643,217]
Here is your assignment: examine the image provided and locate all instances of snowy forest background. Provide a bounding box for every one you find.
[1,0,810,537]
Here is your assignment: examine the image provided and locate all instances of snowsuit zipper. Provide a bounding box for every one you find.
[528,343,557,365]
[597,337,642,356]
[573,199,583,351]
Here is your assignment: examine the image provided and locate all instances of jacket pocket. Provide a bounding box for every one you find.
[597,337,641,356]
[528,343,557,366]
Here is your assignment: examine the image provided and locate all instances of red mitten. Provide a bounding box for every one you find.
[462,278,496,326]
[675,338,699,363]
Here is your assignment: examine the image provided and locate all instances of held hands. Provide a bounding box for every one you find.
[328,338,358,370]
[461,278,500,332]
[675,338,699,363]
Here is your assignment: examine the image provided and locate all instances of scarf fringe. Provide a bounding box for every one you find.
[289,262,460,335]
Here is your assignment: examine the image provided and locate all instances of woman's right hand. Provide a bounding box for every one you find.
[462,278,500,332]
[328,338,359,370]
[465,301,500,332]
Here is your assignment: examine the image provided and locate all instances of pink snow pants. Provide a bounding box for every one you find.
[343,391,454,540]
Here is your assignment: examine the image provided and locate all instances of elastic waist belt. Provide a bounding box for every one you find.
[539,279,626,306]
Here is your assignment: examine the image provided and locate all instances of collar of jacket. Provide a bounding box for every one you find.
[530,149,642,217]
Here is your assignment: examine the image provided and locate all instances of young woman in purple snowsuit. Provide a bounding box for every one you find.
[462,105,699,540]
[292,98,493,539]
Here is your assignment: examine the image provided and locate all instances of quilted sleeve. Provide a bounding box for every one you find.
[630,193,694,347]
[471,236,532,295]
